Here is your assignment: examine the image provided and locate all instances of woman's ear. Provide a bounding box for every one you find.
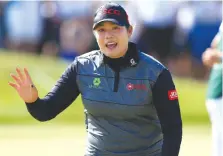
[127,25,133,38]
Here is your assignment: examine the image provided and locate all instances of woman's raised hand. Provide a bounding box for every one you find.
[9,67,38,103]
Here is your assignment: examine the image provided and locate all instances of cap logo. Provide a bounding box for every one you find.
[103,9,120,16]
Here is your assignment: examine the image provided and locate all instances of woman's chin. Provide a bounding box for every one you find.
[104,50,125,58]
[106,53,121,59]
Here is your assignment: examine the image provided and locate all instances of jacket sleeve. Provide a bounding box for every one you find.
[152,69,182,156]
[26,60,80,122]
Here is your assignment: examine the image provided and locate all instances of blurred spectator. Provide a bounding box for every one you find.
[38,1,61,56]
[130,0,182,64]
[59,18,93,62]
[175,1,222,62]
[187,1,222,63]
[4,1,42,53]
[39,1,95,61]
[174,1,222,79]
[174,1,195,55]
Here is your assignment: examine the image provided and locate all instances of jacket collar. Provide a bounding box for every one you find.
[99,42,139,70]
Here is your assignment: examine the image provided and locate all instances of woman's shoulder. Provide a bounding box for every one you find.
[76,50,101,60]
[74,50,102,68]
[139,52,166,70]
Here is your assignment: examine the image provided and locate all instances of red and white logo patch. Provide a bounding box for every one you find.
[168,90,178,100]
[126,83,147,91]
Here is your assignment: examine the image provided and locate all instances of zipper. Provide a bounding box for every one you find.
[113,69,120,92]
[105,63,121,92]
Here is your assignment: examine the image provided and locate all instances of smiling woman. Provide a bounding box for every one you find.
[9,2,182,156]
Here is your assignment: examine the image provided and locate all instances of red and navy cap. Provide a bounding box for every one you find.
[93,2,130,29]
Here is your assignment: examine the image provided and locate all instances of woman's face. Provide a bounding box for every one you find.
[93,22,133,58]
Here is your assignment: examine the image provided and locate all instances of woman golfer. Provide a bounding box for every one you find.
[9,2,182,156]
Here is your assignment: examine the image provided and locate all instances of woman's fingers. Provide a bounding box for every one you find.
[9,67,33,89]
[24,68,32,82]
[10,73,22,85]
[16,67,25,82]
[8,81,19,90]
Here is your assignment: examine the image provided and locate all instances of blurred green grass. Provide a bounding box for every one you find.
[0,50,209,125]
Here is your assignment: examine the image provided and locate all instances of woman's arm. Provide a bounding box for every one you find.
[152,69,182,156]
[9,60,80,122]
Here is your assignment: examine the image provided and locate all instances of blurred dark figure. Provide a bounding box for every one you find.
[38,1,61,56]
[133,1,182,64]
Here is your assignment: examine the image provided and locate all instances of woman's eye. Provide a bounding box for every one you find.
[113,26,120,30]
[98,29,105,32]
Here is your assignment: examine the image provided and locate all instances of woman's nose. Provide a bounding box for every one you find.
[105,30,114,39]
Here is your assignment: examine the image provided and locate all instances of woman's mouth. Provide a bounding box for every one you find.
[106,42,118,50]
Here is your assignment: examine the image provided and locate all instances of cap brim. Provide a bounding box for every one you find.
[93,18,124,30]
